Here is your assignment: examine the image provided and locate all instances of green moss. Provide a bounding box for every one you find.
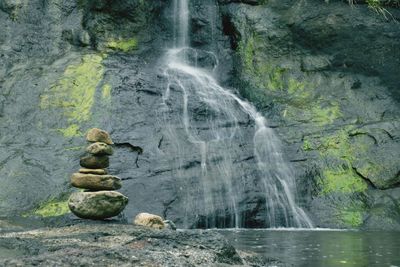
[302,138,314,151]
[318,129,354,163]
[40,54,105,136]
[338,210,363,227]
[25,196,70,217]
[310,103,341,126]
[320,167,368,194]
[107,38,138,52]
[238,33,342,126]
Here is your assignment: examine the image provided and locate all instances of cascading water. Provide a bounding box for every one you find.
[161,0,313,228]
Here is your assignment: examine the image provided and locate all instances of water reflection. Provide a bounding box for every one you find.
[218,229,400,267]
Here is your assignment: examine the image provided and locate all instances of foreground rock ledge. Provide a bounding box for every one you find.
[0,224,246,267]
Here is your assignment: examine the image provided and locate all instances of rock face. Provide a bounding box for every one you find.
[134,213,166,229]
[86,142,113,155]
[219,0,400,229]
[0,0,399,230]
[80,155,110,169]
[68,191,128,220]
[71,173,121,190]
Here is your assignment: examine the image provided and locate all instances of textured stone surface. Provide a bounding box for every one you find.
[134,213,165,229]
[86,142,113,155]
[0,224,248,267]
[80,155,109,169]
[0,0,399,230]
[71,173,121,190]
[68,191,128,219]
[86,128,114,145]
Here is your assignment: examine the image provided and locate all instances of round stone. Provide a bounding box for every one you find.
[71,173,121,190]
[68,191,128,220]
[86,128,113,145]
[80,155,109,169]
[86,142,113,156]
[133,213,165,229]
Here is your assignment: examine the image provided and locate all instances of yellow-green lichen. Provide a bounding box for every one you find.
[102,83,112,99]
[302,138,314,151]
[57,124,83,137]
[40,54,105,137]
[106,38,138,52]
[310,103,342,126]
[26,197,70,217]
[318,129,354,163]
[238,34,342,126]
[320,168,368,195]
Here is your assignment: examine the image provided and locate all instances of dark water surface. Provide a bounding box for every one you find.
[217,229,400,267]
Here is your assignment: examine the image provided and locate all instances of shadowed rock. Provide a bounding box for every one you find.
[79,168,108,175]
[80,155,109,169]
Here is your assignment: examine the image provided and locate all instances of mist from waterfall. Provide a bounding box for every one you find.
[161,0,313,228]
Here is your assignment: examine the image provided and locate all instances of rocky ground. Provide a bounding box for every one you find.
[0,220,286,267]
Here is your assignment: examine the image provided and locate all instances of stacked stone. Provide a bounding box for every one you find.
[68,128,128,220]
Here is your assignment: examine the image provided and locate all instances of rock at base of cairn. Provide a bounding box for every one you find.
[134,213,166,229]
[71,173,121,190]
[68,191,128,220]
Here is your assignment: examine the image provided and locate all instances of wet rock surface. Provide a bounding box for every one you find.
[0,0,399,230]
[0,223,258,267]
[219,0,400,229]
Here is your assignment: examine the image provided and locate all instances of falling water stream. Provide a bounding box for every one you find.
[162,0,313,228]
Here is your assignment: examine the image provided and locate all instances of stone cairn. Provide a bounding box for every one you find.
[68,128,128,220]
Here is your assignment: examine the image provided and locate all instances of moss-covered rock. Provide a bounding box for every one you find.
[40,54,106,137]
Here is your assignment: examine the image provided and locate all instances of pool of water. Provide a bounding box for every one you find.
[217,229,400,267]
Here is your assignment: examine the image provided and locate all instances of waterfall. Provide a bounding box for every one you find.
[162,0,313,228]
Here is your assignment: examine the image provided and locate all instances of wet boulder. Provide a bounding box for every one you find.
[68,191,128,220]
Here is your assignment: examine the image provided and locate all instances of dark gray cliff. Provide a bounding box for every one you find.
[0,0,399,230]
[219,0,400,229]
